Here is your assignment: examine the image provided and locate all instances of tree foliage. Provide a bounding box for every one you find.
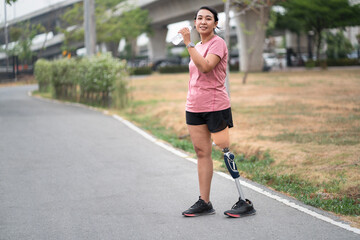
[231,0,283,80]
[276,0,360,60]
[58,0,152,57]
[6,0,17,5]
[273,10,303,35]
[326,30,354,59]
[114,7,152,41]
[57,2,84,53]
[5,22,45,63]
[232,0,282,10]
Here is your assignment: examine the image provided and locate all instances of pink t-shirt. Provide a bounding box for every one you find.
[186,35,230,113]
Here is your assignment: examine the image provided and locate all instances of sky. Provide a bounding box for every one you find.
[0,0,65,20]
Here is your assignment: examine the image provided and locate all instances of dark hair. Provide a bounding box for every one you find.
[194,6,219,22]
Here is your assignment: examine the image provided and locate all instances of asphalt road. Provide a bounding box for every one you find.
[0,85,359,240]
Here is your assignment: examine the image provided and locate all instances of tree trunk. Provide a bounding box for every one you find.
[234,6,270,74]
[296,32,301,65]
[233,6,270,84]
[106,41,119,57]
[315,29,322,62]
[308,33,313,60]
[129,38,138,61]
[242,72,248,84]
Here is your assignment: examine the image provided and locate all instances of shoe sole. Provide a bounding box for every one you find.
[224,209,256,218]
[183,209,216,217]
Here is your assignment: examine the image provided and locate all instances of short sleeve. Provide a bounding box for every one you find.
[207,37,226,59]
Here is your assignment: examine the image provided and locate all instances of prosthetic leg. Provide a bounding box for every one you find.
[223,148,245,199]
[223,148,256,217]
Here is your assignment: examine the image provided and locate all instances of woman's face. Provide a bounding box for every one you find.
[194,9,218,36]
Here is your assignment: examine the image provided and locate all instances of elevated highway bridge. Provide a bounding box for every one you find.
[0,0,229,62]
[0,0,274,71]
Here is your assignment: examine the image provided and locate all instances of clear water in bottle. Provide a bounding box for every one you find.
[171,26,192,45]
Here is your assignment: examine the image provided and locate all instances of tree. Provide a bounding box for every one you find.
[232,0,282,83]
[4,22,45,64]
[96,1,151,57]
[278,0,360,61]
[94,0,125,56]
[113,7,152,59]
[325,30,353,59]
[57,2,84,54]
[273,9,305,66]
[6,0,17,5]
[58,0,151,57]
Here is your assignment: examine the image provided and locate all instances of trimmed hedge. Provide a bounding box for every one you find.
[130,66,152,75]
[325,58,360,66]
[229,64,240,72]
[306,58,360,68]
[52,58,78,100]
[34,54,129,108]
[34,59,53,92]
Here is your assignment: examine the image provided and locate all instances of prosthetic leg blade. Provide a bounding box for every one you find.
[223,151,256,217]
[224,152,244,199]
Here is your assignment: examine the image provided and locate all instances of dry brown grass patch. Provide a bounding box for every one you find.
[127,69,360,225]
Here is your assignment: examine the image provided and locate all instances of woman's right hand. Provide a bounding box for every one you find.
[178,27,191,46]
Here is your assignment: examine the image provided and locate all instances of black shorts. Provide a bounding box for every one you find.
[186,107,233,133]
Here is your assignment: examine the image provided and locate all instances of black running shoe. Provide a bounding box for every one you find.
[224,198,256,218]
[182,197,215,217]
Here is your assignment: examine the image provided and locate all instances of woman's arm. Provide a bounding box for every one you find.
[179,28,220,73]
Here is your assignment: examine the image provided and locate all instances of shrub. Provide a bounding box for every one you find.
[305,60,316,69]
[34,59,53,92]
[51,58,78,100]
[305,58,360,69]
[229,64,240,72]
[34,54,129,108]
[130,66,152,75]
[325,31,353,59]
[112,72,129,109]
[324,58,360,66]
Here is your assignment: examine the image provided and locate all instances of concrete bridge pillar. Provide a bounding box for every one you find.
[190,27,200,44]
[148,26,168,63]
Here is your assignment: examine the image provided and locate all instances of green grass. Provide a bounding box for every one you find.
[122,112,225,161]
[229,152,359,216]
[326,114,360,124]
[258,128,360,146]
[32,90,53,99]
[235,102,315,117]
[128,99,164,108]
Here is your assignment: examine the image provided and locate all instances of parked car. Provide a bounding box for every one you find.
[263,53,279,68]
[347,50,359,59]
[152,57,182,71]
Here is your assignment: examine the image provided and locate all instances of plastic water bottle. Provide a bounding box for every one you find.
[171,26,192,45]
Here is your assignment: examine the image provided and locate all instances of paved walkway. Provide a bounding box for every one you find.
[0,85,359,240]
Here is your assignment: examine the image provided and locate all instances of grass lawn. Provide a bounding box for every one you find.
[117,69,360,227]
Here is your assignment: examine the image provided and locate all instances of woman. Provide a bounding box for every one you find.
[179,6,255,217]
